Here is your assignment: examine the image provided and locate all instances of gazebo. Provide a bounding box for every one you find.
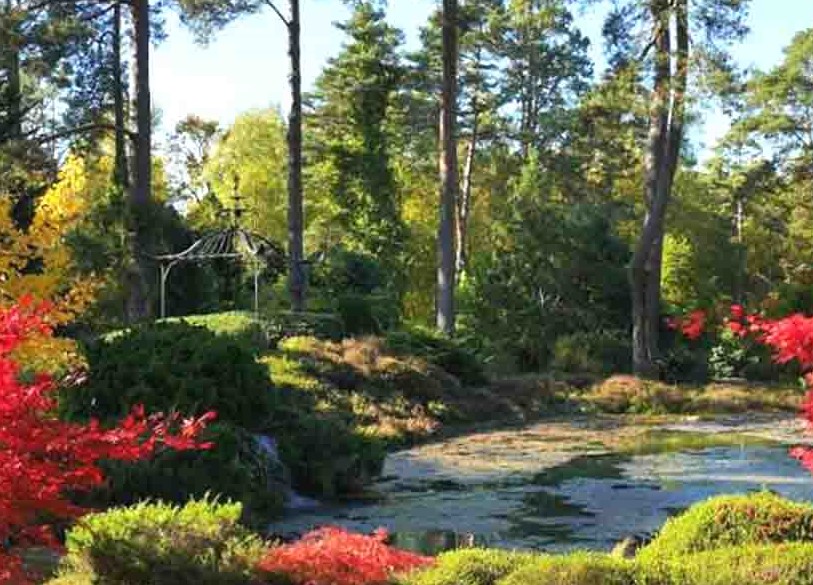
[153,193,285,318]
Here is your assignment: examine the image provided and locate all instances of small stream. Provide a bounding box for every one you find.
[268,421,813,555]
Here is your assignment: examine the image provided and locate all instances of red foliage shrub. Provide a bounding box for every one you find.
[0,299,214,583]
[667,309,706,340]
[256,527,433,585]
[723,306,813,474]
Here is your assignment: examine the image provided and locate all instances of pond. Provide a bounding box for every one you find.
[268,423,813,555]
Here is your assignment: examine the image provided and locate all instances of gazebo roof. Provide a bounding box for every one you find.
[153,226,285,264]
[152,225,286,318]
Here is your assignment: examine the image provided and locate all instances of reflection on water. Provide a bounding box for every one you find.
[388,531,487,556]
[269,444,813,555]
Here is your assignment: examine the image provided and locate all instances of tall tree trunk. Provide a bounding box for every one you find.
[630,0,688,377]
[7,40,21,140]
[5,2,32,228]
[1,0,21,139]
[112,1,128,189]
[132,0,151,206]
[456,38,483,276]
[287,0,305,312]
[126,0,152,322]
[437,0,458,335]
[733,195,745,303]
[456,113,478,275]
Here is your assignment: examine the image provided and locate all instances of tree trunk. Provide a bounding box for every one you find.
[112,0,128,189]
[132,0,151,207]
[733,196,745,303]
[126,0,152,322]
[437,0,458,336]
[287,0,305,312]
[7,38,21,140]
[456,115,478,275]
[456,39,483,276]
[630,0,688,377]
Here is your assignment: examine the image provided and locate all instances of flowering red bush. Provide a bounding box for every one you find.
[723,305,813,474]
[667,309,707,340]
[256,527,433,585]
[0,299,214,583]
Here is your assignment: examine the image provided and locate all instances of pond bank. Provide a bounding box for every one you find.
[269,413,813,554]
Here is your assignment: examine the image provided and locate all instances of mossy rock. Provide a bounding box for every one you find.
[497,552,635,585]
[637,542,813,585]
[399,548,538,585]
[638,491,813,564]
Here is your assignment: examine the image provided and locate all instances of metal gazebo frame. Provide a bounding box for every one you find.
[153,226,286,318]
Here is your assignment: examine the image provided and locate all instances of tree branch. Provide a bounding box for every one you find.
[29,123,136,145]
[263,0,289,27]
[24,0,130,14]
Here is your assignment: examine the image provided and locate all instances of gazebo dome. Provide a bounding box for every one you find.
[153,226,286,318]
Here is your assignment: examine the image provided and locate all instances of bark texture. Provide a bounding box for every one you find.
[286,0,305,312]
[126,0,152,322]
[630,0,688,377]
[437,0,458,335]
[112,1,128,189]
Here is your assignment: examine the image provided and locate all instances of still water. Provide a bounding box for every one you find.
[269,443,813,555]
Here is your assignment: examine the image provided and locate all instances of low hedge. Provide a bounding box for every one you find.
[166,311,273,348]
[63,321,273,430]
[44,492,813,585]
[637,542,813,585]
[399,548,538,585]
[637,491,813,563]
[499,552,635,585]
[53,499,265,585]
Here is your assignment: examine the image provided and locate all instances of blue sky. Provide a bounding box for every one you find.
[151,0,813,152]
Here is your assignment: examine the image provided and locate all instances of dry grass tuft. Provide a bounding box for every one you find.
[584,375,686,414]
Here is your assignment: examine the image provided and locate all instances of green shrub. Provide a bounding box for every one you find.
[708,327,751,380]
[264,311,346,342]
[62,321,272,430]
[386,327,487,386]
[97,423,285,527]
[497,552,635,585]
[310,246,387,296]
[661,343,709,384]
[400,548,538,585]
[166,311,272,348]
[461,203,631,372]
[637,543,813,585]
[551,330,631,376]
[267,404,386,497]
[329,293,400,335]
[45,574,93,585]
[309,246,401,335]
[56,499,266,585]
[638,492,813,564]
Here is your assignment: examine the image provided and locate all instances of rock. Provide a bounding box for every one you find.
[611,535,646,558]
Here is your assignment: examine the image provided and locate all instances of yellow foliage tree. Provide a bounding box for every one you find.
[0,155,108,373]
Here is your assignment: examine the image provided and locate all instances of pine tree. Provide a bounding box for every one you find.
[305,2,407,280]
